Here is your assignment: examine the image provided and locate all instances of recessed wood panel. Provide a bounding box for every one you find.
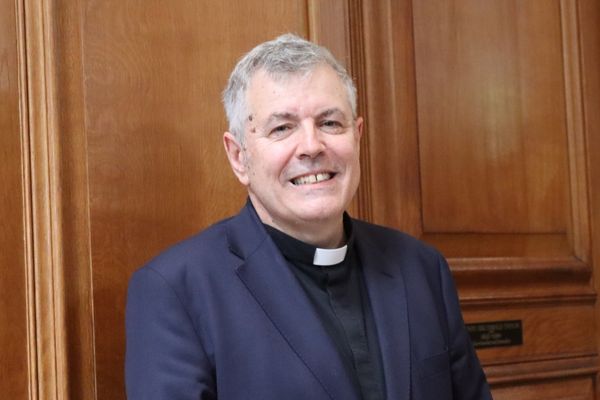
[362,0,423,235]
[83,1,309,397]
[413,0,568,234]
[0,0,29,398]
[464,302,596,365]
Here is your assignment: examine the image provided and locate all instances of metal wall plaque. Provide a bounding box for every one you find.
[466,320,523,349]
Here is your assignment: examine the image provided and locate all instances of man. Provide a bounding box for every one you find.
[126,34,492,399]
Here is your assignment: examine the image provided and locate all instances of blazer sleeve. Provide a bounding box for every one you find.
[438,255,494,400]
[125,267,216,400]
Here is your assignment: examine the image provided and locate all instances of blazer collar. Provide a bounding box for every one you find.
[226,202,361,400]
[354,224,411,400]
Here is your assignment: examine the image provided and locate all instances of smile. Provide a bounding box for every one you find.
[291,172,334,186]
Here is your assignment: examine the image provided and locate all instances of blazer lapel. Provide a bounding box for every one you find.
[227,203,360,400]
[356,229,411,400]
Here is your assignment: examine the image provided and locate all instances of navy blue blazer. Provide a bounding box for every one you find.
[126,203,492,399]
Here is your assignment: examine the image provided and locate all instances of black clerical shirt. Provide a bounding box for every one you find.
[264,219,385,400]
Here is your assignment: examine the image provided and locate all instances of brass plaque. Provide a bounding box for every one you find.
[466,320,523,349]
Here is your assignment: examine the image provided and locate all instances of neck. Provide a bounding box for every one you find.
[271,219,345,248]
[287,222,346,249]
[254,212,345,249]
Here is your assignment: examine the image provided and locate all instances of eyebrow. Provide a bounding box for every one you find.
[264,108,347,125]
[265,112,298,125]
[317,108,346,119]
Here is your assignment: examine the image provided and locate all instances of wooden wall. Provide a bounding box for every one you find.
[1,0,599,399]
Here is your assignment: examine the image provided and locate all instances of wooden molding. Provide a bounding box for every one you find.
[347,0,373,222]
[15,0,37,398]
[452,256,594,304]
[561,0,592,264]
[20,0,96,398]
[486,355,598,385]
[21,0,63,397]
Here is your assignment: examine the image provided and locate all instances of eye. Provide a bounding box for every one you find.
[270,124,293,136]
[320,120,344,133]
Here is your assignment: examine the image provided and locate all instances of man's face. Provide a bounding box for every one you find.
[224,65,362,246]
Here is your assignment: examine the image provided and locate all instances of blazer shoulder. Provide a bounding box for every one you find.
[133,216,236,282]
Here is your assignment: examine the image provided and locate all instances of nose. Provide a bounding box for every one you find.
[296,121,325,158]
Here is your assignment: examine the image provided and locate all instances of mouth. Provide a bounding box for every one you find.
[291,172,336,186]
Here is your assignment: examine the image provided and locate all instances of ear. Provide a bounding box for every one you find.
[223,131,250,186]
[355,117,364,140]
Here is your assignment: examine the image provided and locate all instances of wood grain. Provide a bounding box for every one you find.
[5,0,600,399]
[424,232,573,258]
[21,0,65,397]
[41,0,97,398]
[358,0,599,397]
[492,375,594,400]
[560,0,591,263]
[362,0,423,237]
[0,0,30,398]
[485,355,597,385]
[413,0,569,234]
[465,301,596,365]
[453,256,592,302]
[82,1,309,398]
[577,0,600,398]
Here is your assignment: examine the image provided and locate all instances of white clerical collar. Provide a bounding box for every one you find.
[313,245,348,266]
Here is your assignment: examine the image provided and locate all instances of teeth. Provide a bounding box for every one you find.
[293,173,332,185]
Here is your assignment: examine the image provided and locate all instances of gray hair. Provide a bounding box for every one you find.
[222,33,357,142]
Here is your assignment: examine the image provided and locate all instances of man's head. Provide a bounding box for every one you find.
[222,34,357,142]
[222,34,363,247]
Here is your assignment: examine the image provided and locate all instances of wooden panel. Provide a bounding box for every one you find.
[578,0,600,399]
[362,0,423,237]
[492,376,594,400]
[424,233,571,258]
[413,0,568,234]
[464,301,596,364]
[308,0,350,66]
[0,0,30,398]
[82,1,310,398]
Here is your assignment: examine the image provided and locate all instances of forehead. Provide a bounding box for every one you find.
[246,65,351,118]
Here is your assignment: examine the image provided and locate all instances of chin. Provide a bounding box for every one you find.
[294,204,344,222]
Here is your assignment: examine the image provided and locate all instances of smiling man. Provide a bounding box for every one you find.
[224,63,362,248]
[126,34,492,400]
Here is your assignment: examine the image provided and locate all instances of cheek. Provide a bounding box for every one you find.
[339,142,361,166]
[264,147,295,174]
[247,147,288,179]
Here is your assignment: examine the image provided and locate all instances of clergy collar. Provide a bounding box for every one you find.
[262,214,354,267]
